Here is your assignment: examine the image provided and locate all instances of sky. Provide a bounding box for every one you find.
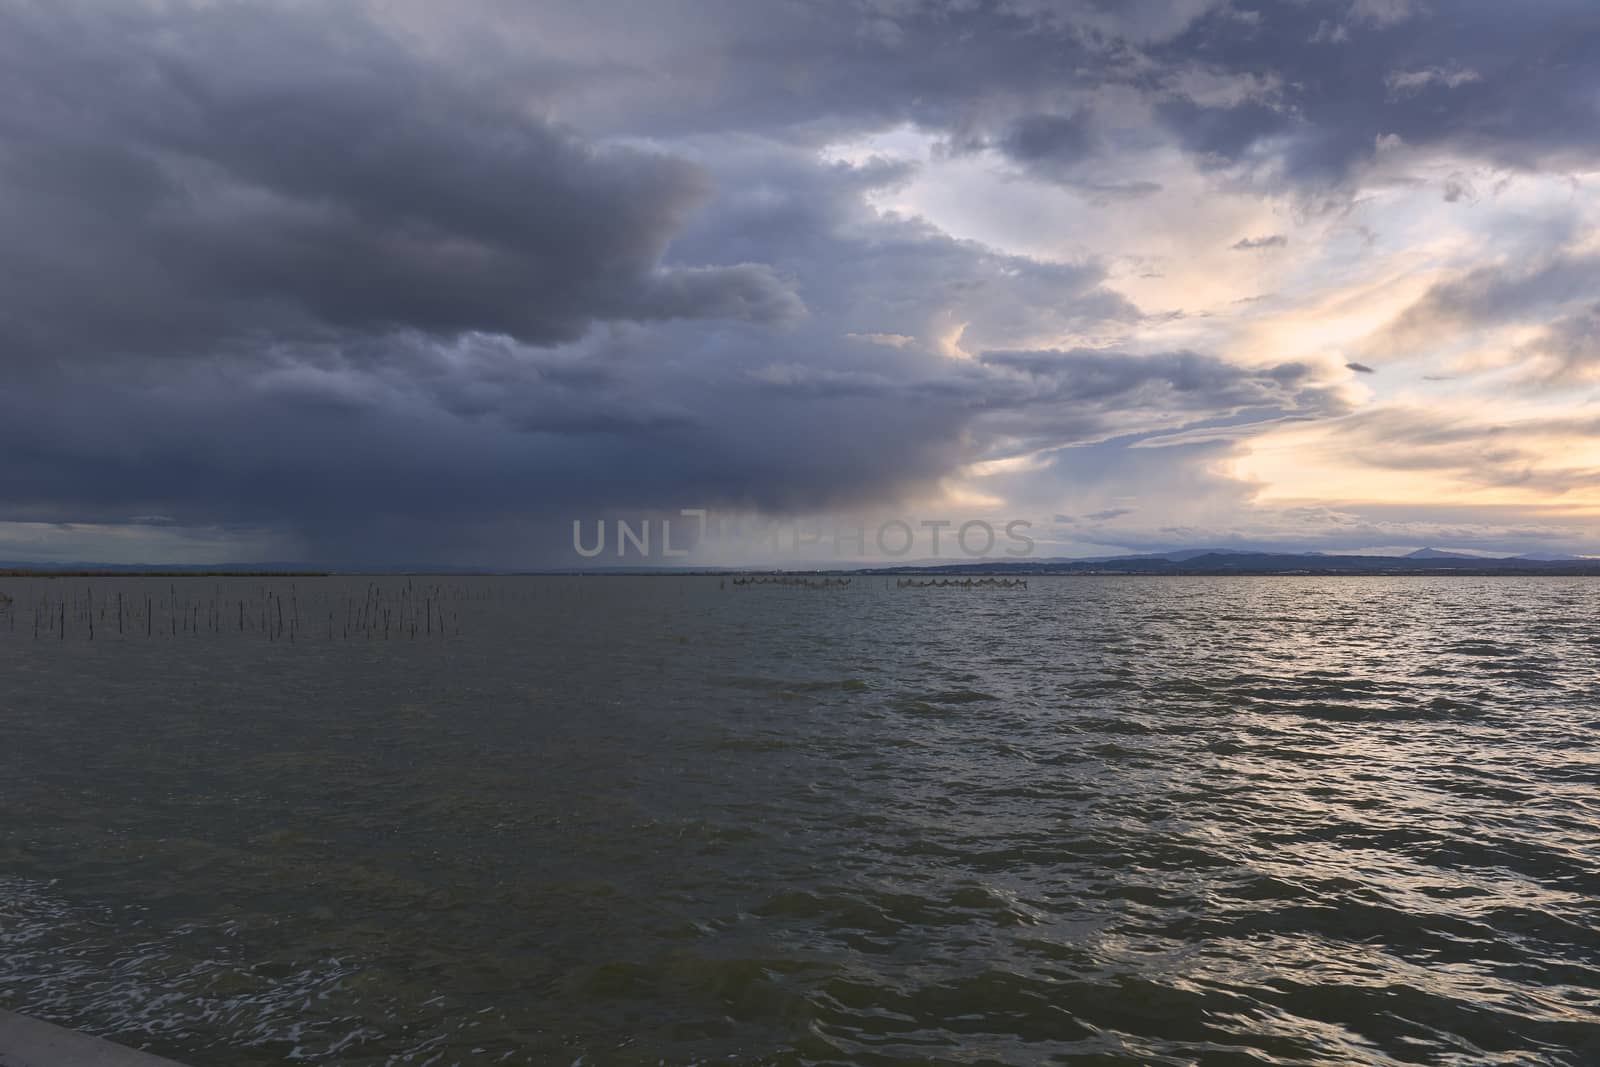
[3,0,1600,567]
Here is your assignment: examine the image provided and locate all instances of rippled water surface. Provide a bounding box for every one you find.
[2,576,1598,1065]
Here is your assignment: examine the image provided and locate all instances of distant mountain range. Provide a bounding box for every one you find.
[858,548,1600,576]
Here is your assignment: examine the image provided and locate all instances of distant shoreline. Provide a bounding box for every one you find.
[4,567,1600,579]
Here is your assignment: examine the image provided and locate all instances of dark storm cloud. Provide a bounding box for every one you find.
[0,350,965,530]
[0,13,1162,570]
[0,329,1344,565]
[0,0,800,367]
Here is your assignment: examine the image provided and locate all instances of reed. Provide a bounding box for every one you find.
[6,578,469,644]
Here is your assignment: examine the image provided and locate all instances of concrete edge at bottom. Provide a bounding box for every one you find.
[0,1011,190,1067]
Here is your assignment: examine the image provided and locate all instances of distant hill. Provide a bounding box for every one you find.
[861,550,1600,576]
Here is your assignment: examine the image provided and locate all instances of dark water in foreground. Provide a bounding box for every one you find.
[1,576,1597,1066]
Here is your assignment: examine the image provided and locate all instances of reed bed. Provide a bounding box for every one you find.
[0,578,473,643]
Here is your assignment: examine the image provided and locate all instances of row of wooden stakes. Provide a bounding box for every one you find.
[895,577,1028,589]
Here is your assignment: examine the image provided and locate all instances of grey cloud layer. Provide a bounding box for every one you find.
[444,1,1600,185]
[2,0,1595,562]
[1149,0,1600,184]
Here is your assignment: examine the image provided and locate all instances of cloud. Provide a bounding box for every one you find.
[1441,175,1475,202]
[1254,405,1600,498]
[1350,0,1420,27]
[997,110,1101,180]
[1232,234,1288,250]
[1345,362,1375,373]
[965,348,1351,459]
[1385,66,1483,95]
[1514,303,1600,385]
[1368,252,1600,358]
[0,1,802,369]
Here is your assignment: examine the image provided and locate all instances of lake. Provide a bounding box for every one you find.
[1,576,1597,1065]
